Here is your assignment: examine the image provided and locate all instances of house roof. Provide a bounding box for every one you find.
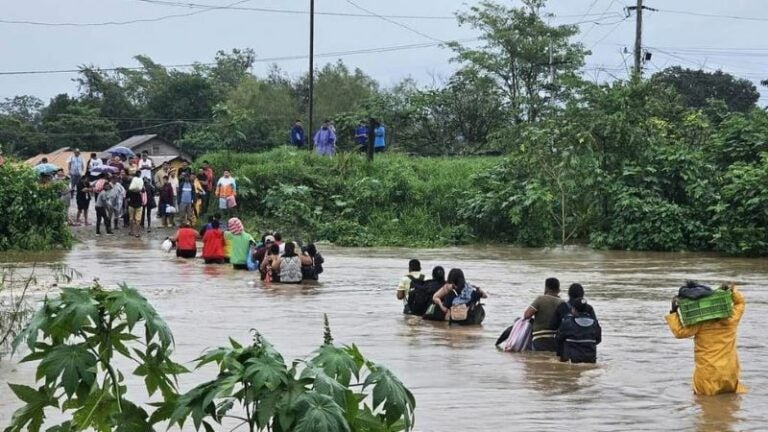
[112,134,161,150]
[25,147,98,175]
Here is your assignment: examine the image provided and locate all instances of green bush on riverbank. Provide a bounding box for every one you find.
[204,149,497,247]
[203,121,768,256]
[0,162,71,251]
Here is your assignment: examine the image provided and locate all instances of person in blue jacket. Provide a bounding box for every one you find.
[374,120,386,152]
[354,121,368,152]
[290,120,305,148]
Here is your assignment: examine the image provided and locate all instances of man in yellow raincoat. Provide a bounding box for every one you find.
[665,286,746,396]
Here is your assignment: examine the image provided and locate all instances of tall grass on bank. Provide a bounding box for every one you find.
[202,148,498,247]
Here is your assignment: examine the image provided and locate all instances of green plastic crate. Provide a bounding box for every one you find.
[678,289,733,327]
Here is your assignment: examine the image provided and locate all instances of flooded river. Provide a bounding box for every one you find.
[1,240,767,431]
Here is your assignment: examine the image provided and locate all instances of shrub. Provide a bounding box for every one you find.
[0,162,72,251]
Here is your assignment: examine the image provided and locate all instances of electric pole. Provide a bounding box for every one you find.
[633,0,642,76]
[626,0,656,77]
[308,0,315,150]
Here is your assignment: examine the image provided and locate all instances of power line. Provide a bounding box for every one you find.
[342,0,444,43]
[129,0,457,20]
[0,39,480,77]
[656,8,768,23]
[0,0,251,27]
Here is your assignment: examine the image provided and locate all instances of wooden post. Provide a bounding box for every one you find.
[367,118,375,162]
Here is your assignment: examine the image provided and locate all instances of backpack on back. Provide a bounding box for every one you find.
[405,275,433,316]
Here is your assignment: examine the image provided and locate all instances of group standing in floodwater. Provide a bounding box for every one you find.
[395,258,745,396]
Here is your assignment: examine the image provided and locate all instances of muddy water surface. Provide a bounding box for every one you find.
[1,240,767,431]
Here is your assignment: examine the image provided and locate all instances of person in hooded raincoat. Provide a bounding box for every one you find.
[665,286,746,396]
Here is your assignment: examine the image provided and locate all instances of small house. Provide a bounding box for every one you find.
[101,135,192,162]
[25,147,99,175]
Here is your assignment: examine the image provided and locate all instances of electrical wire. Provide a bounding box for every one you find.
[0,0,251,27]
[342,0,444,43]
[0,39,481,77]
[578,0,619,41]
[656,8,768,23]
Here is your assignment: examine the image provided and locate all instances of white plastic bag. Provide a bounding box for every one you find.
[165,205,177,214]
[161,238,173,253]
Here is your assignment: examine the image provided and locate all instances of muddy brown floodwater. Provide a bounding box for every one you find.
[1,239,767,431]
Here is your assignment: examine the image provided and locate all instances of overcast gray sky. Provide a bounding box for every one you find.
[2,0,767,103]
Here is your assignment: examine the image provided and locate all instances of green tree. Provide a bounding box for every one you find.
[41,105,119,151]
[0,96,46,157]
[4,283,185,432]
[449,0,588,124]
[652,66,759,113]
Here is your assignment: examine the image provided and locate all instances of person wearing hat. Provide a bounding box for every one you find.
[224,218,254,270]
[67,148,85,200]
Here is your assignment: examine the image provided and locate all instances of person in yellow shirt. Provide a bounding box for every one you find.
[665,285,746,396]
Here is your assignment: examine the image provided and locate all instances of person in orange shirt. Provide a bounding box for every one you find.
[666,285,746,396]
[169,221,200,259]
[201,220,226,264]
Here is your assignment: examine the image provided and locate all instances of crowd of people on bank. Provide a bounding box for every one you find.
[166,215,324,283]
[41,148,240,237]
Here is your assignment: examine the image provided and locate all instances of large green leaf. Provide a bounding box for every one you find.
[3,384,57,432]
[37,344,97,398]
[363,364,415,429]
[12,303,50,352]
[243,355,289,392]
[110,401,156,432]
[106,285,173,347]
[50,288,99,335]
[293,391,350,432]
[70,386,117,432]
[300,365,348,407]
[308,344,360,386]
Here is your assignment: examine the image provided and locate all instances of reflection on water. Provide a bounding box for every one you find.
[696,394,742,432]
[0,241,766,431]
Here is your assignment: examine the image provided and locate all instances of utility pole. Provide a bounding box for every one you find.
[308,0,315,150]
[548,40,555,106]
[626,0,657,77]
[633,0,642,76]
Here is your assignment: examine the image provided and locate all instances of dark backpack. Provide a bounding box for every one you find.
[405,275,432,316]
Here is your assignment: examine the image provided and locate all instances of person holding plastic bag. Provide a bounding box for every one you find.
[666,284,746,396]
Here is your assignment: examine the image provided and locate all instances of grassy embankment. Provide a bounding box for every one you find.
[202,148,499,247]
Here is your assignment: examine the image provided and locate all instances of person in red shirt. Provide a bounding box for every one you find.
[202,220,226,264]
[170,221,200,259]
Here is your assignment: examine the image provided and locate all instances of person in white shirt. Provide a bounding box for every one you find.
[67,148,85,200]
[138,151,154,180]
[87,152,102,180]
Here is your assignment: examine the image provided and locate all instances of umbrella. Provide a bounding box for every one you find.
[33,163,59,175]
[110,146,135,158]
[91,165,118,174]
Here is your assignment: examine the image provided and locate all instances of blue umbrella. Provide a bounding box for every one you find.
[33,163,59,175]
[91,165,118,174]
[110,146,135,158]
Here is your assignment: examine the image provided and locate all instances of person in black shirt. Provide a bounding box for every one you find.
[556,298,601,363]
[552,283,598,357]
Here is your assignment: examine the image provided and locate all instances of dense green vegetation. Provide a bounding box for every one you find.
[0,162,72,251]
[204,149,496,247]
[4,283,415,431]
[1,0,767,254]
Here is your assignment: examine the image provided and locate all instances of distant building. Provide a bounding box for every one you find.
[101,134,192,164]
[25,147,98,175]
